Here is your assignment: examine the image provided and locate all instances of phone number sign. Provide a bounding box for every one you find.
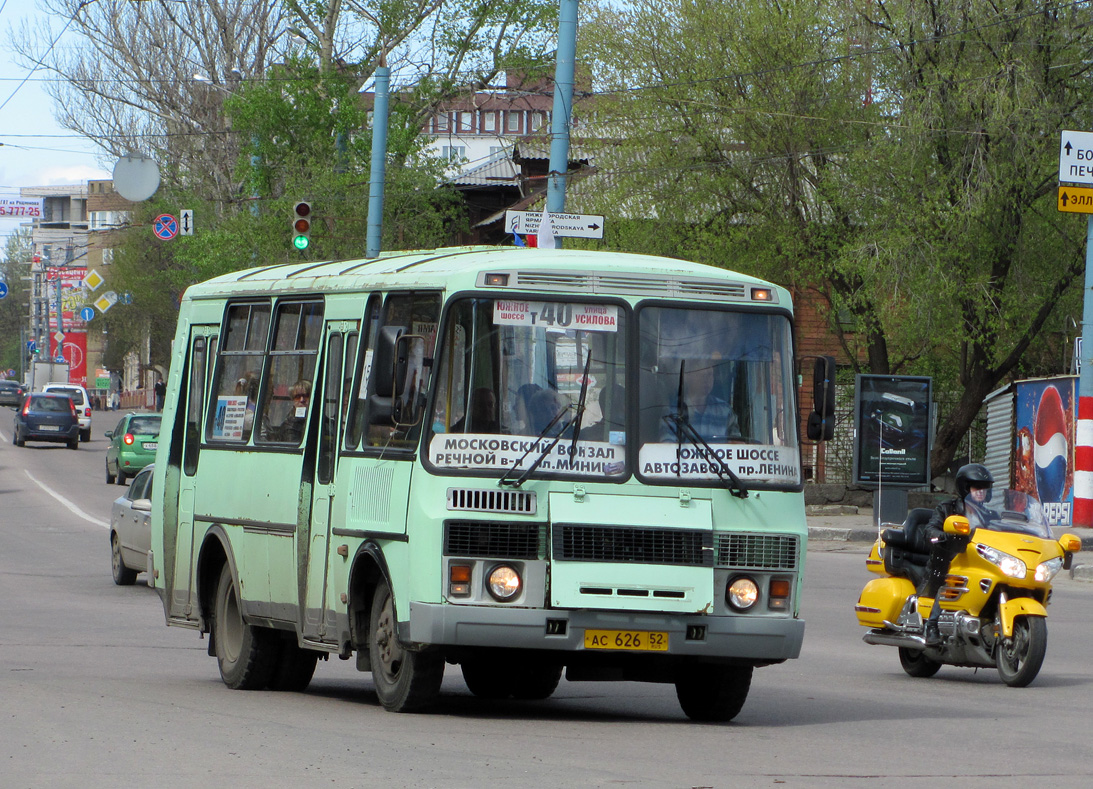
[0,197,43,218]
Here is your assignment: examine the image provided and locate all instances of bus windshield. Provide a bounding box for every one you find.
[426,297,628,479]
[637,306,800,488]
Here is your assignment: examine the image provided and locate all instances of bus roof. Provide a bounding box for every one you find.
[183,246,790,307]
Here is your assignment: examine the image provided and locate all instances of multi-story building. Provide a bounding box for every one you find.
[20,184,90,387]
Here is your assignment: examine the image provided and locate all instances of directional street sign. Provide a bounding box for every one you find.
[1059,130,1093,185]
[180,209,194,236]
[153,213,178,241]
[1059,186,1093,214]
[506,210,605,239]
[0,281,8,299]
[79,306,96,322]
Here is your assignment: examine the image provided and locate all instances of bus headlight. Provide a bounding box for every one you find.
[726,576,759,611]
[486,564,522,601]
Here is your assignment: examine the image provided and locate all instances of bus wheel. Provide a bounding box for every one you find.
[509,662,563,700]
[368,580,443,712]
[460,660,512,699]
[269,641,319,692]
[675,665,753,722]
[213,564,278,690]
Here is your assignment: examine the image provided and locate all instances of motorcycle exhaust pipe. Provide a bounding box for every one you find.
[863,629,927,649]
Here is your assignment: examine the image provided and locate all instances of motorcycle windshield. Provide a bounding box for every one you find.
[963,489,1052,539]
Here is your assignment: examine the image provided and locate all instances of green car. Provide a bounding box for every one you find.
[105,413,162,485]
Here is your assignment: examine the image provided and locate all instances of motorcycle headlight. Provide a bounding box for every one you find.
[1035,557,1063,583]
[976,544,1026,579]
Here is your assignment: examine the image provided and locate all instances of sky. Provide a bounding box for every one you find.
[0,2,112,251]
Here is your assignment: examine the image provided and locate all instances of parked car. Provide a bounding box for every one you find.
[43,383,92,442]
[12,392,81,449]
[110,464,153,585]
[105,412,162,484]
[0,380,26,407]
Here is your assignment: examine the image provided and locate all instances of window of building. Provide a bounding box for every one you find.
[436,113,450,131]
[460,111,473,132]
[531,112,546,131]
[442,146,467,162]
[506,111,521,132]
[483,112,497,132]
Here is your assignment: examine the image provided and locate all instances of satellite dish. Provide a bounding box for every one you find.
[112,153,161,202]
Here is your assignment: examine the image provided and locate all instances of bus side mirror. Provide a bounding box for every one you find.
[806,356,836,441]
[392,334,426,427]
[369,325,406,423]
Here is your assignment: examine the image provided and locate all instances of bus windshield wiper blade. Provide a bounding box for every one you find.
[498,404,573,489]
[568,350,593,461]
[662,412,749,499]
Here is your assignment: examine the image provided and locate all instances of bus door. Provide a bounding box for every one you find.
[302,322,358,644]
[171,326,215,621]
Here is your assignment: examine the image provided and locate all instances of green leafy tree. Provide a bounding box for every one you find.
[0,228,34,376]
[580,0,1090,477]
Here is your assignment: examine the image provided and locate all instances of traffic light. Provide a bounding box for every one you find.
[292,201,311,250]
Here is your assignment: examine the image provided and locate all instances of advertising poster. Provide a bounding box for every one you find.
[1014,377,1075,526]
[853,375,932,487]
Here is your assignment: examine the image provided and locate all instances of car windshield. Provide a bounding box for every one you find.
[963,489,1053,539]
[128,416,161,435]
[637,306,800,488]
[426,297,627,479]
[49,387,84,404]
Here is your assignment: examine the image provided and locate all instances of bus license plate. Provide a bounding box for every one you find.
[584,629,669,652]
[142,442,158,450]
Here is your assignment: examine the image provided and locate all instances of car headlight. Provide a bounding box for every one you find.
[486,564,521,601]
[726,576,759,611]
[976,544,1026,579]
[1035,557,1063,583]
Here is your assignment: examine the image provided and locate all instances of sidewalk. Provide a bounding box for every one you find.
[805,506,1093,582]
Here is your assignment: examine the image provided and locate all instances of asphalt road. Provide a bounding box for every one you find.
[3,417,1093,788]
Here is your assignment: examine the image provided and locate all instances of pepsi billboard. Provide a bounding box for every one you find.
[853,375,932,487]
[1014,377,1075,526]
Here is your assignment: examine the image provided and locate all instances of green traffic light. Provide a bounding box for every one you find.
[293,235,310,250]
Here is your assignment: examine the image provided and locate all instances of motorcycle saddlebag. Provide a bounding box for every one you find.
[854,576,916,628]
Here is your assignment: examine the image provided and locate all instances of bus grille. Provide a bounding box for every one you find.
[447,487,536,515]
[511,271,753,301]
[553,525,712,567]
[444,521,544,560]
[715,534,799,570]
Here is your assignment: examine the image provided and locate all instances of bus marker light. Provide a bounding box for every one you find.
[769,578,791,610]
[450,564,472,597]
[484,273,509,286]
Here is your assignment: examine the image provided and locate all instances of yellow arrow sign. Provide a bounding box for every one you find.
[1058,186,1093,213]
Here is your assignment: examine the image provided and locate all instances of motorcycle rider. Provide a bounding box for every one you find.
[920,463,994,646]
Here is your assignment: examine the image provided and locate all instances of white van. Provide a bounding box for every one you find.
[43,383,92,442]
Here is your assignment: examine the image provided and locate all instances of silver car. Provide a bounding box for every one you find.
[110,464,153,585]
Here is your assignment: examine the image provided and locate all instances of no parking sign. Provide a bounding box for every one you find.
[153,214,178,240]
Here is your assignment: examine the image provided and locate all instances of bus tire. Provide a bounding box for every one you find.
[213,564,278,690]
[269,641,320,692]
[675,665,752,722]
[509,661,563,700]
[460,660,512,699]
[368,580,443,712]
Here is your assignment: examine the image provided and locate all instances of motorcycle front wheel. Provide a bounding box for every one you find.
[996,615,1047,688]
[898,647,942,678]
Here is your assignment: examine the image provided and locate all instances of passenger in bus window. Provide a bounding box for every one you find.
[528,388,571,436]
[235,374,258,435]
[451,388,500,433]
[511,383,542,434]
[275,379,312,442]
[583,384,626,442]
[661,359,739,443]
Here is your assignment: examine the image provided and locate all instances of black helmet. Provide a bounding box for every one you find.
[955,463,994,499]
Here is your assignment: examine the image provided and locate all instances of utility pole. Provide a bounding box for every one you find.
[544,0,579,250]
[366,53,391,259]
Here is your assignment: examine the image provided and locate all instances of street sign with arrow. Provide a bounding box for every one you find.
[180,209,194,235]
[506,210,605,239]
[1059,185,1093,214]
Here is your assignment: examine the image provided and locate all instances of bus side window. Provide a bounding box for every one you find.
[345,296,381,450]
[255,300,324,445]
[182,335,207,476]
[208,302,270,443]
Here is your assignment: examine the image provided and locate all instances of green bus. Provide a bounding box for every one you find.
[150,246,830,721]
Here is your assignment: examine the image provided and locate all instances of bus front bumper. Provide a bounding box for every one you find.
[408,602,804,662]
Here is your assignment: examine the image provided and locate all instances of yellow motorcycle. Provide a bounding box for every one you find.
[854,490,1081,686]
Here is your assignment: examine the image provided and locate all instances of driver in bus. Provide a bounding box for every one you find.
[451,388,500,433]
[661,358,739,442]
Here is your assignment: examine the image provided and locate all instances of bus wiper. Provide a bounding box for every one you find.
[498,404,574,489]
[568,350,593,461]
[665,361,748,499]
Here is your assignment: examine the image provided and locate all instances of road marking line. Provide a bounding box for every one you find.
[24,470,110,529]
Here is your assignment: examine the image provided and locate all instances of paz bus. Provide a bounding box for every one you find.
[149,246,831,721]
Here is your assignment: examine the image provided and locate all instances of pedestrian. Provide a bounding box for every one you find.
[154,374,166,412]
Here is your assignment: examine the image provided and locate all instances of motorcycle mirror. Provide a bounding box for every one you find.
[1059,533,1082,554]
[943,514,971,535]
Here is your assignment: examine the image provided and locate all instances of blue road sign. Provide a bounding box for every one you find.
[79,306,95,321]
[153,213,179,240]
[0,281,8,298]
